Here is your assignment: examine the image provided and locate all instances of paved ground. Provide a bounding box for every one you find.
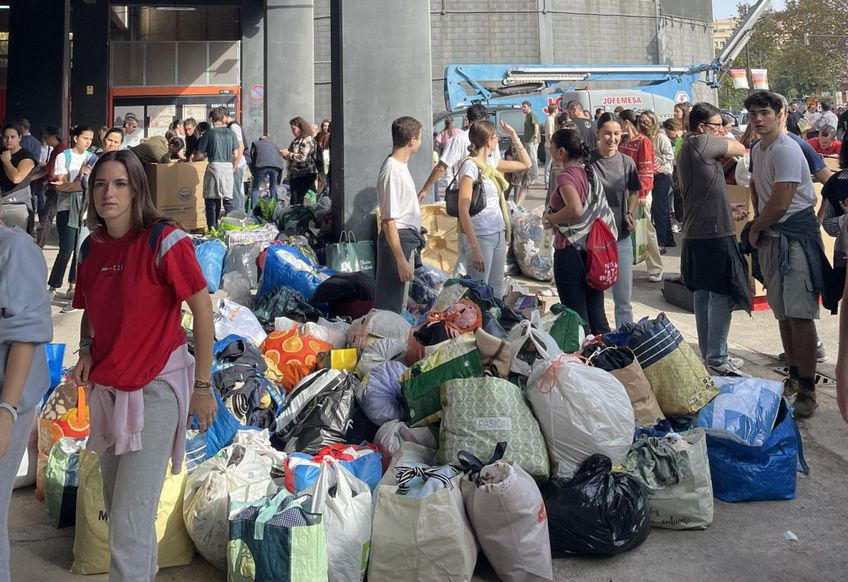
[9,186,848,581]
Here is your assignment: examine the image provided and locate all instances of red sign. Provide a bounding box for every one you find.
[601,95,643,106]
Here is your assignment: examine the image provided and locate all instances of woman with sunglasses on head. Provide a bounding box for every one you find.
[71,150,216,581]
[677,102,750,377]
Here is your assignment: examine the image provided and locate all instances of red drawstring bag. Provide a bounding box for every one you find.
[585,218,619,291]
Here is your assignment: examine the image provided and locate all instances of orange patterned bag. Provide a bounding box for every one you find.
[261,328,334,392]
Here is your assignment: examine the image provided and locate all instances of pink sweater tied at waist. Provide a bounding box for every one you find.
[88,344,194,475]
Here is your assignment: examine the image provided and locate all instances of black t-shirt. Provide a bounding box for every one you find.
[184,134,199,158]
[0,149,37,193]
[786,111,802,136]
[574,119,598,150]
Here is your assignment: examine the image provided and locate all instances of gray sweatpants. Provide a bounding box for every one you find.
[96,380,178,582]
[0,406,37,582]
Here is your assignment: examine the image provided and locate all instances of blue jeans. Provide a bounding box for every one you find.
[610,235,634,329]
[458,231,508,299]
[693,289,735,366]
[250,167,282,208]
[233,165,247,212]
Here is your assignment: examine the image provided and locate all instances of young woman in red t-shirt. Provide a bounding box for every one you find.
[71,150,216,581]
[619,109,665,281]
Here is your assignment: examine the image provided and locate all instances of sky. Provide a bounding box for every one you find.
[712,0,786,19]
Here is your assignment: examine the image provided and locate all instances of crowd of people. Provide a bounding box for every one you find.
[2,89,848,581]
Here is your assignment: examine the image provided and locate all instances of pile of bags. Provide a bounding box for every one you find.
[35,206,812,580]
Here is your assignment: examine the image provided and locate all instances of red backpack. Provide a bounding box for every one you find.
[585,218,619,291]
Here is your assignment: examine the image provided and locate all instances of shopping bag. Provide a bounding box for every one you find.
[71,450,194,574]
[457,444,553,582]
[632,428,714,530]
[326,231,376,279]
[44,437,85,528]
[214,298,268,348]
[368,460,477,582]
[631,205,649,265]
[36,382,89,499]
[306,458,372,582]
[228,488,328,582]
[284,444,383,495]
[706,397,809,502]
[696,376,783,447]
[196,239,228,292]
[44,343,66,390]
[183,444,275,570]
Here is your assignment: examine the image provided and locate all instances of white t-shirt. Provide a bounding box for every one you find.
[377,156,420,231]
[819,111,839,131]
[124,130,142,148]
[229,122,248,169]
[458,158,505,236]
[751,132,816,223]
[54,150,92,212]
[441,129,501,184]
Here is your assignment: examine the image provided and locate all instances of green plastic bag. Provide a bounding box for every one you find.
[44,437,85,529]
[400,335,485,426]
[228,488,328,582]
[325,231,376,278]
[631,205,649,265]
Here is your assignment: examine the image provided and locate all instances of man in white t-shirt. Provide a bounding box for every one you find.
[817,101,839,133]
[418,103,499,202]
[223,108,248,212]
[544,102,559,189]
[121,114,142,148]
[746,90,827,418]
[375,116,425,313]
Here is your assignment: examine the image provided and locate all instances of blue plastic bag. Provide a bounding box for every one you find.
[198,390,242,459]
[706,397,809,502]
[195,239,227,292]
[697,377,782,447]
[44,343,66,390]
[258,244,335,301]
[285,448,383,494]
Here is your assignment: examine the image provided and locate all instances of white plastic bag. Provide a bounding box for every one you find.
[303,318,350,349]
[373,420,439,468]
[460,459,553,582]
[231,429,287,477]
[213,298,267,347]
[526,354,635,478]
[183,444,274,570]
[734,152,751,187]
[308,458,372,582]
[507,320,562,376]
[221,272,253,308]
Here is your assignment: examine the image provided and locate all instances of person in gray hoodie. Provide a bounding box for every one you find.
[0,204,53,582]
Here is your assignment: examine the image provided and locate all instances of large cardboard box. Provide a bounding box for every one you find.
[145,161,207,231]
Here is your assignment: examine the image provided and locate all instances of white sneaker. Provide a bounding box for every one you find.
[648,271,664,283]
[710,361,750,377]
[728,357,744,368]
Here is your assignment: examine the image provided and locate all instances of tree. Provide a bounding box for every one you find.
[718,0,848,109]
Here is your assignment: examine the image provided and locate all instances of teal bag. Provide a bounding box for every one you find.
[325,231,376,278]
[228,488,328,582]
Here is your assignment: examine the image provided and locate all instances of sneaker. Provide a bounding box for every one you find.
[671,223,681,234]
[728,357,745,368]
[60,303,76,314]
[783,377,799,398]
[48,287,57,301]
[793,390,818,418]
[648,271,664,283]
[709,361,751,377]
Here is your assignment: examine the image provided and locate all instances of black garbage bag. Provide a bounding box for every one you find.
[270,369,356,455]
[253,286,322,330]
[581,343,635,371]
[540,454,650,557]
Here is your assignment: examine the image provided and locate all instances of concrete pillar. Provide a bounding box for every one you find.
[265,0,314,144]
[538,0,554,64]
[329,0,433,242]
[70,0,109,128]
[241,0,265,140]
[7,0,69,136]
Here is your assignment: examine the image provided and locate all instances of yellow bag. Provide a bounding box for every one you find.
[70,449,194,574]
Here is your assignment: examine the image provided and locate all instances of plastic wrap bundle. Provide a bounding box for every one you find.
[408,264,450,316]
[223,242,263,288]
[221,273,253,307]
[257,244,335,301]
[511,208,553,281]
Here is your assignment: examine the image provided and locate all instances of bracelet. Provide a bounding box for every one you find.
[0,403,18,424]
[193,380,212,394]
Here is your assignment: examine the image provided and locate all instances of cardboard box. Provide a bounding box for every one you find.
[145,161,208,231]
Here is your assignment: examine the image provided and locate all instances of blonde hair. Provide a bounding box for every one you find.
[638,110,660,146]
